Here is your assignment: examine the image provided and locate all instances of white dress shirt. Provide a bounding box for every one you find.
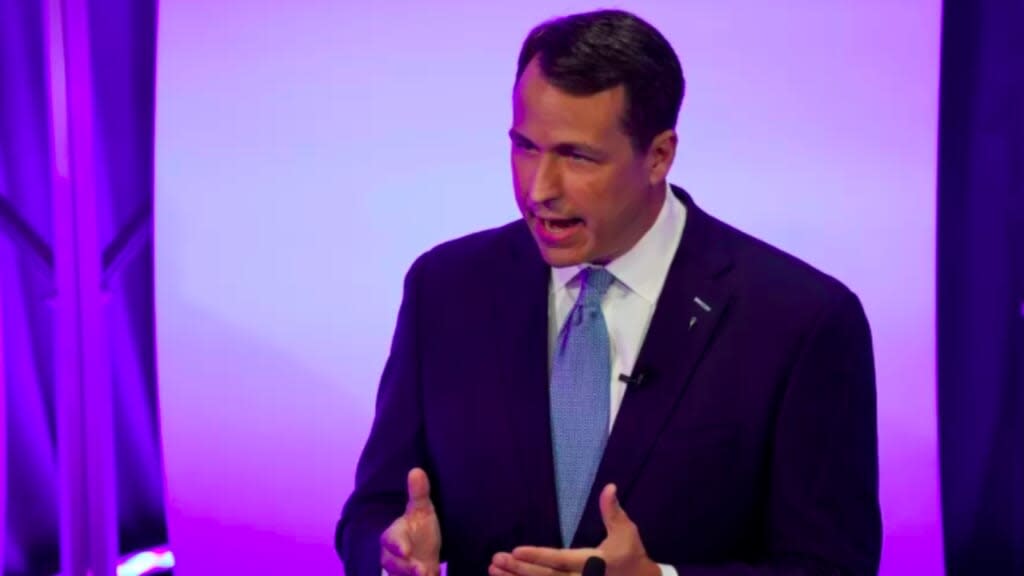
[548,183,687,576]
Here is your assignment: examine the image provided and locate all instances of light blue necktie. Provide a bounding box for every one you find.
[550,266,615,546]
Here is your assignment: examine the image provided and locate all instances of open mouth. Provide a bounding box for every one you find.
[541,217,584,232]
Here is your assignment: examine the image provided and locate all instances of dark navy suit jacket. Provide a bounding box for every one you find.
[336,187,882,575]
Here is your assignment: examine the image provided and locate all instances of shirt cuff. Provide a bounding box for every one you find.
[659,563,679,576]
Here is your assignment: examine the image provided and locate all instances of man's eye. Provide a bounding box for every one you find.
[513,140,536,151]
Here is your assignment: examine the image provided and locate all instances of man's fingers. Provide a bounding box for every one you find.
[511,546,596,572]
[488,561,517,576]
[406,467,433,512]
[381,546,417,575]
[382,552,435,576]
[381,521,412,558]
[598,483,628,528]
[494,550,576,576]
[410,560,435,576]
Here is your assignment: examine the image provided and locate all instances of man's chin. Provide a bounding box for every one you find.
[534,245,589,268]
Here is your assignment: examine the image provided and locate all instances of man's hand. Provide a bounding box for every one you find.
[489,484,660,576]
[380,468,442,576]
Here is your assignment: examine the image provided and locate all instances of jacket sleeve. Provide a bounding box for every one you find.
[336,255,432,576]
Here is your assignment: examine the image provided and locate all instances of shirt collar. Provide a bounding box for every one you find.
[552,182,687,304]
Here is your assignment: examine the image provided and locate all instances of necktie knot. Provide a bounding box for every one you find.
[580,267,614,308]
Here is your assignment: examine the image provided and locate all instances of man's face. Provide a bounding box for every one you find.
[511,57,666,267]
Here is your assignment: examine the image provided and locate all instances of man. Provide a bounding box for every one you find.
[336,9,881,576]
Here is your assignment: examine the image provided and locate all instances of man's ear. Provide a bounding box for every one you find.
[646,129,678,185]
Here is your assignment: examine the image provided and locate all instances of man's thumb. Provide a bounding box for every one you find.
[599,484,627,529]
[406,468,433,512]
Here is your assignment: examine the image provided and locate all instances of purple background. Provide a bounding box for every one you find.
[154,2,942,574]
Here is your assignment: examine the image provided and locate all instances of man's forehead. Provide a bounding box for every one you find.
[515,58,625,110]
[513,75,626,143]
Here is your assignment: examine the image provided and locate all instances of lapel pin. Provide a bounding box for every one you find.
[688,316,698,330]
[694,297,712,313]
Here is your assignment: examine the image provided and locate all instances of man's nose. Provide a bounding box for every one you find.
[528,155,561,207]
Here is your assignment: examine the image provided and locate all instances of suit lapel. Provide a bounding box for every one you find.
[493,223,563,548]
[573,187,737,547]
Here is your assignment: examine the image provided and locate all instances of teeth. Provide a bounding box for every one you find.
[541,218,577,232]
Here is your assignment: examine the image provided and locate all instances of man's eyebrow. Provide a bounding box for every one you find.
[552,142,603,158]
[508,129,604,157]
[508,129,533,144]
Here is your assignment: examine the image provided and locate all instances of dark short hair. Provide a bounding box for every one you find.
[515,9,684,152]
